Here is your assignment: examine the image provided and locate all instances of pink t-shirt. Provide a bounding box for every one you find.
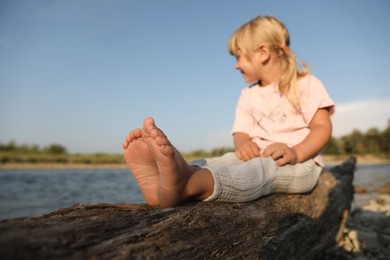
[232,75,335,166]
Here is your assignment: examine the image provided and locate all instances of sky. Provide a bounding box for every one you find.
[0,0,389,154]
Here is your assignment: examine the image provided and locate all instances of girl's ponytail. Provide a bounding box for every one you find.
[278,44,309,110]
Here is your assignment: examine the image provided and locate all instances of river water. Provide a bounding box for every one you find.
[0,169,143,220]
[0,164,389,220]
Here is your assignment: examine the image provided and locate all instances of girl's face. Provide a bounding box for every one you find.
[234,50,262,84]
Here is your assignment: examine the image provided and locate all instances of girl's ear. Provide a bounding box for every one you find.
[257,45,271,62]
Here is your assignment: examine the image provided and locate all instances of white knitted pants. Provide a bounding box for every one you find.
[189,152,322,202]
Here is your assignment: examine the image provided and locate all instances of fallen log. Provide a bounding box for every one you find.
[0,157,356,259]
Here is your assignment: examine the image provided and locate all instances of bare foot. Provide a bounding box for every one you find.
[142,117,196,207]
[124,118,214,207]
[123,128,159,206]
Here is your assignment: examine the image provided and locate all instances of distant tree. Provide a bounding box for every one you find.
[322,137,341,155]
[0,142,42,154]
[344,129,365,154]
[365,128,381,154]
[381,119,390,155]
[44,144,67,155]
[342,139,353,154]
[190,149,208,158]
[1,141,17,152]
[19,144,31,153]
[31,144,40,153]
[210,147,235,157]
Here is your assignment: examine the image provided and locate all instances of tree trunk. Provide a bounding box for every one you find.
[0,157,356,259]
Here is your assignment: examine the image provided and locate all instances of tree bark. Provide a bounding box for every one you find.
[0,157,356,259]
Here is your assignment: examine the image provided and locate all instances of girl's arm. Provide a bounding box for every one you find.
[263,108,332,166]
[234,132,261,161]
[294,108,333,162]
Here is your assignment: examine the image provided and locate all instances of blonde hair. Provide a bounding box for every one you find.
[228,16,309,110]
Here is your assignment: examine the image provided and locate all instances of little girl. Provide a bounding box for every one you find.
[122,16,334,207]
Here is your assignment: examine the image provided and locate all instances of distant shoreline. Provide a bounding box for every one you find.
[0,163,128,170]
[0,155,389,170]
[322,154,390,166]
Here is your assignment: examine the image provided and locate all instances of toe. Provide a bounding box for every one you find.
[122,140,129,149]
[134,128,142,138]
[130,128,142,139]
[143,117,155,131]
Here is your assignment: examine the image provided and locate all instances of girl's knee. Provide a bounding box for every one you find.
[274,161,322,193]
[293,163,322,193]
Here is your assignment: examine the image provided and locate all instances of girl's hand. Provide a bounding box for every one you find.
[262,143,298,166]
[235,141,260,161]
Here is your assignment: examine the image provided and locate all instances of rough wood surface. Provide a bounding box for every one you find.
[0,157,356,260]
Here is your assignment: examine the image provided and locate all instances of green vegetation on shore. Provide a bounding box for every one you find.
[0,142,234,166]
[1,119,389,167]
[0,142,125,165]
[323,119,390,158]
